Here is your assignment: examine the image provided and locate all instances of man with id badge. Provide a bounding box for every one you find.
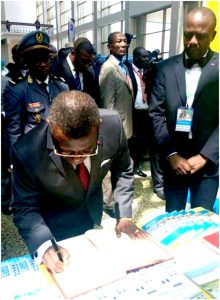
[149,7,218,212]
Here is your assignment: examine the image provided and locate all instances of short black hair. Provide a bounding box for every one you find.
[74,41,95,55]
[48,91,100,138]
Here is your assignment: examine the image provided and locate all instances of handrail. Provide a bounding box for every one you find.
[1,21,53,29]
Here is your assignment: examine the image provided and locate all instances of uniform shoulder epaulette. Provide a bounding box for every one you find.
[51,74,66,83]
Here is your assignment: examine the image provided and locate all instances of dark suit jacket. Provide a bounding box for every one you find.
[11,109,134,255]
[58,58,100,105]
[149,50,219,174]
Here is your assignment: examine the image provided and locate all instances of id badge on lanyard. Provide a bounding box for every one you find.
[175,106,194,133]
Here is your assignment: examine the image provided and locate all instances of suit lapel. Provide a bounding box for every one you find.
[173,54,187,106]
[47,126,66,177]
[194,51,218,103]
[109,56,133,92]
[88,137,103,193]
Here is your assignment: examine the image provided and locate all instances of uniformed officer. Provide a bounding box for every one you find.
[5,44,27,83]
[4,30,69,160]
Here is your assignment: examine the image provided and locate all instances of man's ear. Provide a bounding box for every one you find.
[46,118,49,124]
[211,30,217,42]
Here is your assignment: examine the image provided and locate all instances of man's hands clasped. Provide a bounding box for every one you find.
[169,154,208,175]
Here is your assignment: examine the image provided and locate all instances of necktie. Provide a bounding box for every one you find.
[119,62,127,76]
[76,163,90,192]
[40,82,49,92]
[137,70,147,103]
[74,72,82,91]
[185,57,206,69]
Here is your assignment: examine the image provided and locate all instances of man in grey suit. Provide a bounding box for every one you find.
[99,32,133,140]
[99,32,134,210]
[149,7,218,212]
[11,90,146,273]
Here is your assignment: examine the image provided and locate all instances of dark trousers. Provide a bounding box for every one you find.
[128,109,150,167]
[1,114,12,214]
[163,161,218,212]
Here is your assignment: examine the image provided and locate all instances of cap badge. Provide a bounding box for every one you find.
[36,32,43,44]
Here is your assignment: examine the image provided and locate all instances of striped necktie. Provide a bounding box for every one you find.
[74,72,82,91]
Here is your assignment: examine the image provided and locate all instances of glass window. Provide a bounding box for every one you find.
[77,1,94,26]
[36,1,44,23]
[144,7,171,58]
[110,22,121,32]
[101,21,124,55]
[61,37,68,48]
[59,0,72,32]
[100,1,124,17]
[60,0,71,12]
[145,32,163,52]
[46,2,57,34]
[77,30,94,44]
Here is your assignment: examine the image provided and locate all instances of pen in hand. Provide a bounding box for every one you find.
[50,237,63,262]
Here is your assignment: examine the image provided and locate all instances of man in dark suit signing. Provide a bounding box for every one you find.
[149,7,219,212]
[11,90,146,273]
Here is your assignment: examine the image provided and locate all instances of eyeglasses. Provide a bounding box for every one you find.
[184,31,209,41]
[54,145,98,158]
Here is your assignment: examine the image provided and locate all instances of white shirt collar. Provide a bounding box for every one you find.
[36,76,49,85]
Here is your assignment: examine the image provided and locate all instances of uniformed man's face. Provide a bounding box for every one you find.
[108,33,127,59]
[26,49,51,81]
[184,11,216,59]
[52,125,98,166]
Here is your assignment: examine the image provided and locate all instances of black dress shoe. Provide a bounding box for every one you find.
[154,189,165,200]
[134,168,147,177]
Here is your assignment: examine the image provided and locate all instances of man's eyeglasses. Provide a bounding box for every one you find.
[184,31,209,41]
[54,145,98,158]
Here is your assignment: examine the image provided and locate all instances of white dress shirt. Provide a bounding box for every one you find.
[132,64,148,110]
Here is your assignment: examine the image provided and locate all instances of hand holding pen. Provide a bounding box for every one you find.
[42,237,70,273]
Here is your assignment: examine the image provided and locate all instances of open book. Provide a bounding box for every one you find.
[47,228,172,299]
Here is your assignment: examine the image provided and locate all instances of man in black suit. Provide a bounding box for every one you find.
[149,7,218,212]
[126,47,150,177]
[58,38,100,105]
[11,90,146,273]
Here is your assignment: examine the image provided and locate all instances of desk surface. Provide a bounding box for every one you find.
[1,208,219,300]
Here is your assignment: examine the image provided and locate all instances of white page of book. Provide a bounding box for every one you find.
[51,235,126,299]
[85,229,172,271]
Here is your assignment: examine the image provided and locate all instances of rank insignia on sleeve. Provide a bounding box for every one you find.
[28,102,41,108]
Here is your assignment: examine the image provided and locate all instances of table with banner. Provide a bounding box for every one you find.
[1,207,219,300]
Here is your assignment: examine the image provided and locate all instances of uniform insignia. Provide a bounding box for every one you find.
[36,32,43,44]
[29,102,41,108]
[51,74,66,83]
[28,75,33,83]
[35,114,41,123]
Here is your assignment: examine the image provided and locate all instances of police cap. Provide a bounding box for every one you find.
[17,30,51,54]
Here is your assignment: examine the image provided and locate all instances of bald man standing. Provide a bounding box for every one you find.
[149,7,219,212]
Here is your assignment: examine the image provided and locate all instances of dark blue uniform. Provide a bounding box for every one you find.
[4,75,69,158]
